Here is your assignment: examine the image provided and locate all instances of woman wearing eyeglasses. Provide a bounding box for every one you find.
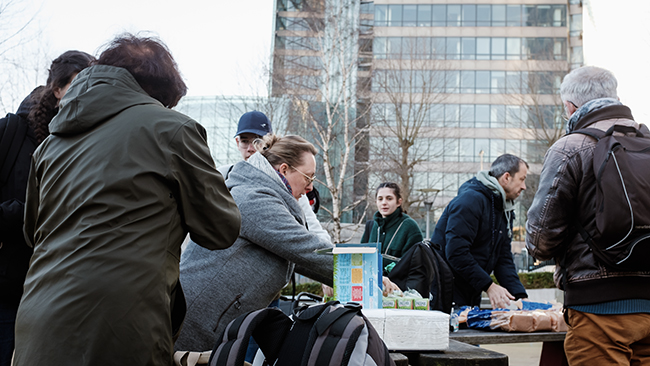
[361,182,423,274]
[175,134,334,352]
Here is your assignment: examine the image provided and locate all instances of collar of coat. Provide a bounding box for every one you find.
[246,152,288,193]
[573,104,635,131]
[475,171,515,213]
[567,98,633,133]
[374,206,404,230]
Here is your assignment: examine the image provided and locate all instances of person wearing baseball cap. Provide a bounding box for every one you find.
[234,110,273,161]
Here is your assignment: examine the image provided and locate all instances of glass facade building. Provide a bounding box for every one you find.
[174,96,290,168]
[270,0,583,231]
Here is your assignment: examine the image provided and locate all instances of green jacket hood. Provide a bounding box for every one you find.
[49,65,161,136]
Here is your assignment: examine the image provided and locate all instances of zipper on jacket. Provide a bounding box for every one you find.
[213,293,243,332]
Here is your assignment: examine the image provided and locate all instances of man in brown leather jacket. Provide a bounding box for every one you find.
[526,66,650,365]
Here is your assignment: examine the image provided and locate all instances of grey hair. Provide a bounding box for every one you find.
[489,154,528,179]
[560,66,618,107]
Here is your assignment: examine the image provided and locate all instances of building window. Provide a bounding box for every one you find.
[418,5,432,27]
[491,38,506,60]
[507,5,522,27]
[372,70,565,95]
[571,46,584,68]
[462,5,476,27]
[432,5,446,26]
[388,5,402,26]
[373,37,567,60]
[373,4,567,27]
[570,14,583,37]
[447,5,462,27]
[492,5,506,27]
[375,5,388,26]
[403,5,418,27]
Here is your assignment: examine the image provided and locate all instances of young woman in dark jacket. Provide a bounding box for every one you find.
[361,182,423,273]
[0,50,94,366]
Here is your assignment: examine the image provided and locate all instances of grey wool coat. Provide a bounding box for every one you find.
[15,65,241,366]
[176,153,334,352]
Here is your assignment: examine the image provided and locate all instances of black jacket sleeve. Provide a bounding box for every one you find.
[444,192,494,293]
[493,226,528,299]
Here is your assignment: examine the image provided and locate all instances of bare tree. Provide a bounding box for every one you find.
[0,0,45,114]
[506,53,571,158]
[369,40,451,215]
[272,0,370,243]
[504,50,570,227]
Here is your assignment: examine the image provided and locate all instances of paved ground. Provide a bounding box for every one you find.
[481,342,543,366]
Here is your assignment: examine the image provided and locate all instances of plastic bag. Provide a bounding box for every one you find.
[465,301,567,333]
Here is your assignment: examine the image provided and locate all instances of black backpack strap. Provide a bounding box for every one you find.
[310,304,364,366]
[275,302,336,366]
[605,124,646,137]
[0,113,28,188]
[209,308,292,366]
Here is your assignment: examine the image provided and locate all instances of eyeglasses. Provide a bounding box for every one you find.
[236,135,262,147]
[290,165,316,184]
[562,101,579,122]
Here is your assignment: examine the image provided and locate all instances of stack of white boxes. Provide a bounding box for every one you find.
[362,309,449,351]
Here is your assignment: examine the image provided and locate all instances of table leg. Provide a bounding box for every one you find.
[539,341,568,366]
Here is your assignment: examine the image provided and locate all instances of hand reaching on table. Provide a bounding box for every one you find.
[382,276,401,296]
[486,283,515,309]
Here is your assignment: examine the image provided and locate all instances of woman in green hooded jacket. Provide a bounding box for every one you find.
[361,182,423,274]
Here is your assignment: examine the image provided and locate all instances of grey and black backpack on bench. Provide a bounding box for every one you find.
[208,301,395,366]
[571,124,650,270]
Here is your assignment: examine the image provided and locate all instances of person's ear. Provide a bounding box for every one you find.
[397,197,403,206]
[53,87,64,100]
[278,163,290,175]
[499,172,511,185]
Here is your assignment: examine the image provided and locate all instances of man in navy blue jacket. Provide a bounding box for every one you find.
[432,154,528,309]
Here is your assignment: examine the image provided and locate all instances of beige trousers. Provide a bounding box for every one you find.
[565,309,650,366]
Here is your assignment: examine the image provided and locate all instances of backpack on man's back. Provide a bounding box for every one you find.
[571,124,650,271]
[209,301,395,366]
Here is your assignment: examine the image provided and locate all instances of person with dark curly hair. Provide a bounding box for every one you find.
[0,50,93,366]
[14,34,241,366]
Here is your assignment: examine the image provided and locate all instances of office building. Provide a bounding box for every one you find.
[271,0,583,232]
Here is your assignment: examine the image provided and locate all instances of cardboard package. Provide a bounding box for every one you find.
[331,243,382,309]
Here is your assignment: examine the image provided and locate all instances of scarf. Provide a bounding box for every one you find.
[566,97,622,134]
[476,170,515,238]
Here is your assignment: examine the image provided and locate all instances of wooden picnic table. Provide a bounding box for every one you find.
[449,328,566,345]
[449,328,568,366]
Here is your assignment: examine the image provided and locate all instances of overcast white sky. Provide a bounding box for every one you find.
[7,0,650,120]
[582,0,650,121]
[26,0,275,98]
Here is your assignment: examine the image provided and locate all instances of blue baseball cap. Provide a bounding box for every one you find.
[235,111,272,137]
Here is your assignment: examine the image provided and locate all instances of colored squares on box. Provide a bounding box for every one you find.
[351,268,363,283]
[352,286,363,302]
[338,254,352,266]
[351,253,363,266]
